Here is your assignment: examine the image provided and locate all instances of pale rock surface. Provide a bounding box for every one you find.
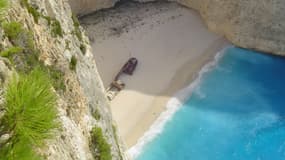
[2,0,126,159]
[68,0,120,16]
[69,0,285,56]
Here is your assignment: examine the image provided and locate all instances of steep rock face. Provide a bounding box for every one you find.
[2,0,126,159]
[172,0,285,56]
[69,0,285,56]
[68,0,120,16]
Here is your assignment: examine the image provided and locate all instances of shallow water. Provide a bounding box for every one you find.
[136,47,285,160]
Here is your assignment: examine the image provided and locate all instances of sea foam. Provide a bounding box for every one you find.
[127,46,231,159]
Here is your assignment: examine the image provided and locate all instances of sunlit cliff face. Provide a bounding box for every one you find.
[68,0,119,15]
[70,0,285,56]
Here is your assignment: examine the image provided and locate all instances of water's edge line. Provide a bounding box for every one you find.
[127,46,232,159]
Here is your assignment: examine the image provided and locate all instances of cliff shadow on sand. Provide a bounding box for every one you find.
[79,0,229,147]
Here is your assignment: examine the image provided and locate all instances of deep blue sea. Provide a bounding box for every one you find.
[135,47,285,160]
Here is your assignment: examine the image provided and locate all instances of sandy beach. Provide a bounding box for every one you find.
[81,1,229,148]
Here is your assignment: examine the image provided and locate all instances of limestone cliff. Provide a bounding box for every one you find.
[2,0,282,159]
[0,0,126,159]
[69,0,285,56]
[68,0,120,16]
[171,0,285,56]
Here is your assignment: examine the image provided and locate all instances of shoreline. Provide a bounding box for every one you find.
[80,1,229,150]
[123,38,229,148]
[128,45,231,159]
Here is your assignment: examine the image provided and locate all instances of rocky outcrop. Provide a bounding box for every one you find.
[2,0,126,159]
[68,0,120,16]
[69,0,285,56]
[7,0,279,158]
[172,0,285,56]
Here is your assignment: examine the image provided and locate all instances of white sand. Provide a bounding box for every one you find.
[81,1,229,148]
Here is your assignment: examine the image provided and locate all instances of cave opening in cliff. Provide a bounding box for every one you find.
[78,0,223,89]
[3,0,285,159]
[77,0,228,147]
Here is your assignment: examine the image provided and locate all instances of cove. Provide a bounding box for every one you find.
[135,47,285,160]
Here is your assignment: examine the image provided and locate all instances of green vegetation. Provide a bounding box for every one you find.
[20,0,64,38]
[2,21,38,72]
[69,55,77,70]
[68,11,84,53]
[80,44,86,55]
[74,28,82,42]
[92,109,101,120]
[0,0,8,15]
[47,67,66,91]
[112,125,123,160]
[1,21,65,91]
[91,127,112,160]
[51,19,63,37]
[72,14,83,41]
[72,14,80,29]
[2,21,23,42]
[0,0,7,9]
[0,46,23,58]
[20,0,40,23]
[0,138,42,160]
[0,68,58,159]
[2,21,35,52]
[0,3,67,158]
[65,40,71,51]
[42,15,52,25]
[26,5,40,24]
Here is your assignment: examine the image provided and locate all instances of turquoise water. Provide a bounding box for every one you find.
[136,47,285,160]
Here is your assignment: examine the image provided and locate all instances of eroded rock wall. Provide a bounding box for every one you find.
[2,0,126,159]
[68,0,120,16]
[176,0,285,56]
[69,0,285,56]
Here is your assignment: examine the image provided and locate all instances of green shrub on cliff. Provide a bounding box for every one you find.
[2,21,23,42]
[0,0,8,14]
[0,0,7,8]
[2,21,65,90]
[0,68,58,159]
[20,0,41,23]
[0,46,23,58]
[69,55,77,70]
[91,127,112,160]
[72,14,83,41]
[1,68,58,144]
[46,66,66,91]
[2,21,35,53]
[0,0,8,19]
[2,21,36,64]
[80,44,87,55]
[20,0,64,38]
[92,109,101,120]
[51,19,63,37]
[2,21,40,72]
[0,138,42,160]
